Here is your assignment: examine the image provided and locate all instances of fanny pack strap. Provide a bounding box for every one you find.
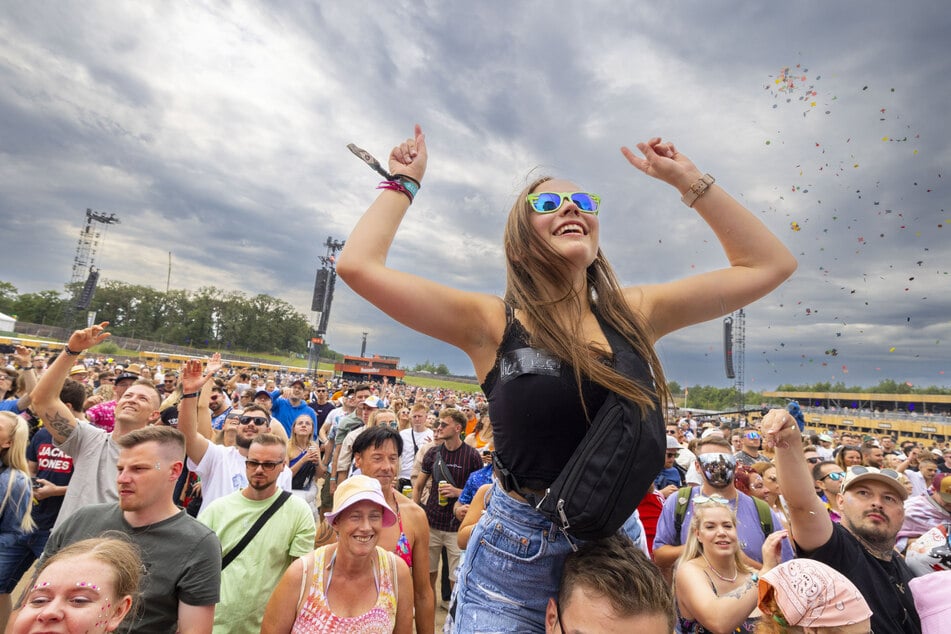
[492,305,631,520]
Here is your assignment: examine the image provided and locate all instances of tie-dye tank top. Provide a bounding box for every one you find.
[291,546,397,633]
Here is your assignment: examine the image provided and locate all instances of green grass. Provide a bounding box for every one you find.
[401,375,481,392]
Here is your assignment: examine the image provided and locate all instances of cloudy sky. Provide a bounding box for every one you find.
[2,1,948,390]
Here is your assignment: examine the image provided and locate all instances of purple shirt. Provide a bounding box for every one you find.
[652,486,795,562]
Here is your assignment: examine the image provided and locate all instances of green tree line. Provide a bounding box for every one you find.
[775,379,951,395]
[1,279,312,356]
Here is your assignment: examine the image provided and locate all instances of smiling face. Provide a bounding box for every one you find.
[842,449,863,467]
[333,499,384,555]
[113,385,160,429]
[236,410,269,444]
[354,438,400,492]
[695,505,738,556]
[13,555,132,634]
[527,179,600,270]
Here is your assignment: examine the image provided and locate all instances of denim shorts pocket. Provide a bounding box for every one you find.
[477,519,546,563]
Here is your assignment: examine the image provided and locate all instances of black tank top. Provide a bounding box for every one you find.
[481,305,610,490]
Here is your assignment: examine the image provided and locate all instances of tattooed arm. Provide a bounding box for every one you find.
[31,324,111,445]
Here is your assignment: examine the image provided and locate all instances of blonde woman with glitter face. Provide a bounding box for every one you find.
[675,496,786,634]
[12,537,141,634]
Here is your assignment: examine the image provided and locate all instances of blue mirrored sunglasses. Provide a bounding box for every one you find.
[526,192,600,215]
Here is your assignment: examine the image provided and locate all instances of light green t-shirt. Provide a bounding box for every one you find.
[199,489,316,634]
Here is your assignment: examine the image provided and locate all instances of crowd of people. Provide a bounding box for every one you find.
[1,125,950,633]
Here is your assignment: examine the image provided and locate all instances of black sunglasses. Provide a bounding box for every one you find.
[246,460,282,471]
[237,416,268,426]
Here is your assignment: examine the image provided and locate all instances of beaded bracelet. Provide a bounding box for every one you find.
[63,346,81,356]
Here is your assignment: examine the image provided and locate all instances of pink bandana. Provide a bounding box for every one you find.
[758,559,872,627]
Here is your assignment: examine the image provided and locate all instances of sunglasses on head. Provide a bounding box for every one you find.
[526,192,600,215]
[694,494,731,506]
[849,465,900,479]
[237,416,267,426]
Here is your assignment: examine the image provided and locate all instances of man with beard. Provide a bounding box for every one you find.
[861,440,886,468]
[732,429,771,467]
[20,426,221,633]
[178,359,293,514]
[763,408,921,634]
[208,383,232,430]
[269,378,317,437]
[30,324,163,528]
[198,434,315,634]
[653,436,792,578]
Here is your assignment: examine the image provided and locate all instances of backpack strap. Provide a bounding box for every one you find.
[672,486,695,542]
[751,496,774,538]
[221,490,292,569]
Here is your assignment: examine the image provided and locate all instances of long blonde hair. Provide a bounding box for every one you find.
[0,411,36,532]
[503,177,671,418]
[677,497,750,575]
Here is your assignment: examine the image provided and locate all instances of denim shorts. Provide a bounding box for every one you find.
[0,530,50,593]
[447,481,644,633]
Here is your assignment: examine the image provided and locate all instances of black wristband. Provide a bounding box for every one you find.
[16,366,32,371]
[181,392,199,399]
[64,346,81,356]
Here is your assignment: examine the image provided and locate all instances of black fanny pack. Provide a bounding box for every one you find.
[495,311,665,541]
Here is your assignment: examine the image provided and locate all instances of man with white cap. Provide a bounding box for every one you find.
[763,408,921,634]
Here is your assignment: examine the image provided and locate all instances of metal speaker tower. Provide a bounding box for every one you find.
[732,308,746,410]
[308,236,345,373]
[63,209,119,326]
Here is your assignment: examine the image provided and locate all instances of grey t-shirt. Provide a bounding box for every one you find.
[53,421,119,528]
[43,503,222,634]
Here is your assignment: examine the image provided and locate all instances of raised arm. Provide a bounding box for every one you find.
[178,358,217,466]
[335,125,500,358]
[11,346,37,411]
[31,324,110,444]
[620,139,797,340]
[195,354,223,441]
[762,408,831,552]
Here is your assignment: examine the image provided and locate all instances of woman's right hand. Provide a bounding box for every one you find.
[387,124,427,185]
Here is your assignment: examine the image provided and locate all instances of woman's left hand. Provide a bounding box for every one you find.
[620,137,703,194]
[760,529,788,572]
